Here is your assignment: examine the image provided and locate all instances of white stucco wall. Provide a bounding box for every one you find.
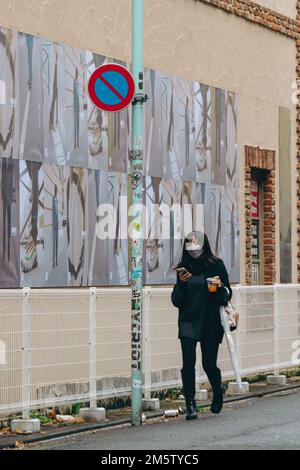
[255,0,296,19]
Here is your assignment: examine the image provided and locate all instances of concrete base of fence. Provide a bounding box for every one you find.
[266,375,287,386]
[195,389,208,401]
[10,419,41,434]
[142,398,160,411]
[79,407,106,423]
[227,381,250,395]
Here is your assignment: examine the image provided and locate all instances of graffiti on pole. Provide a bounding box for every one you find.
[131,170,143,190]
[131,262,142,370]
[129,149,143,161]
[131,305,142,370]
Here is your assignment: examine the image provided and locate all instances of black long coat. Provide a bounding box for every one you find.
[171,258,232,343]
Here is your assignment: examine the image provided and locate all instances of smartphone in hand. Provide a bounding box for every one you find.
[176,267,190,276]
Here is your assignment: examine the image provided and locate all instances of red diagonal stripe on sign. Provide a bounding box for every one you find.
[98,73,125,102]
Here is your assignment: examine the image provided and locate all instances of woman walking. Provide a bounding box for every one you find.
[171,231,232,420]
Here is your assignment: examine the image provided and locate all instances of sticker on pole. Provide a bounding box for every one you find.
[88,63,135,112]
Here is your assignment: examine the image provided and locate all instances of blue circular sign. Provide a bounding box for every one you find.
[88,63,135,112]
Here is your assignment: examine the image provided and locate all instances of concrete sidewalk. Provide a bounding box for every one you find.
[31,388,300,450]
[0,381,299,450]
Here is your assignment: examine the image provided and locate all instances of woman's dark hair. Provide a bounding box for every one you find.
[175,231,219,270]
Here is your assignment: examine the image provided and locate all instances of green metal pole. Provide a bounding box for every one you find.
[131,0,145,426]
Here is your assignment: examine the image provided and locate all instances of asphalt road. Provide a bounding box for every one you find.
[31,389,300,450]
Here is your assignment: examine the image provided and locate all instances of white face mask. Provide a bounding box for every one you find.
[187,249,203,259]
[185,241,203,259]
[185,242,201,251]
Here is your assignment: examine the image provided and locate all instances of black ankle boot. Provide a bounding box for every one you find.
[185,399,198,420]
[181,368,198,421]
[210,384,225,414]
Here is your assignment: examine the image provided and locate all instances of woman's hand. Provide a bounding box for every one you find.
[210,276,222,288]
[179,271,192,282]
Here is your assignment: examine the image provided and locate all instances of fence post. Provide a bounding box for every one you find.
[22,287,31,420]
[274,284,280,375]
[89,287,97,408]
[142,287,151,400]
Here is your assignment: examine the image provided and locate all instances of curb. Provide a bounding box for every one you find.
[1,382,300,449]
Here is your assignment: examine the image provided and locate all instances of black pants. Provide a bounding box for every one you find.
[180,337,222,400]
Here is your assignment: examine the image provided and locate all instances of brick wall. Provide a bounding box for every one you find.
[245,146,276,285]
[263,168,276,284]
[197,0,300,38]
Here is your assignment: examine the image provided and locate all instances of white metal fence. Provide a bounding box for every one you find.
[0,284,300,417]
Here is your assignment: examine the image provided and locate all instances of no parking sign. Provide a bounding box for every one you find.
[88,63,135,112]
